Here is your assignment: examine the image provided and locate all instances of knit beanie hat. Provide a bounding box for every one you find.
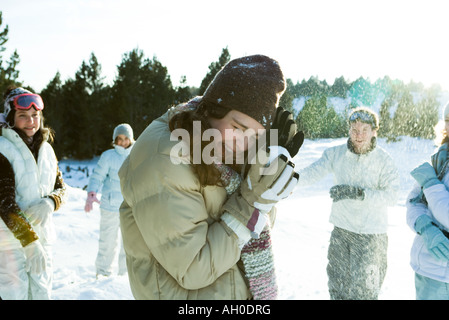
[202,55,286,127]
[348,106,379,130]
[113,123,134,142]
[2,87,34,125]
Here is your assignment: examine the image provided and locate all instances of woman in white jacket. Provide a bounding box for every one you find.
[297,107,400,300]
[84,123,134,278]
[407,103,449,300]
[0,86,66,300]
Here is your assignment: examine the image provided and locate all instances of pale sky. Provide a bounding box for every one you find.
[2,0,449,92]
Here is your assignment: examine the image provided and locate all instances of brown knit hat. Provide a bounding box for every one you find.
[202,55,286,127]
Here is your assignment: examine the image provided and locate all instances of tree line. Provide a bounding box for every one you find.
[0,11,446,160]
[283,75,443,142]
[38,47,232,159]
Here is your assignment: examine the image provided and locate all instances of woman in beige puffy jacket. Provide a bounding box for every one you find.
[118,55,303,300]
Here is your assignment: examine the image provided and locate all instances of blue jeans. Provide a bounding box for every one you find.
[415,273,449,300]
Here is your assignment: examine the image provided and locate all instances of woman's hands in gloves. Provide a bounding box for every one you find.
[329,185,365,202]
[410,162,442,190]
[243,153,298,214]
[84,191,100,212]
[415,215,449,261]
[25,198,55,225]
[222,150,299,240]
[268,107,304,158]
[242,107,304,177]
[23,240,48,275]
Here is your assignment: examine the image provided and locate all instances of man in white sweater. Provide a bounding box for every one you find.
[297,107,400,300]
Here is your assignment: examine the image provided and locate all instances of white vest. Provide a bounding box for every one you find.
[0,128,57,249]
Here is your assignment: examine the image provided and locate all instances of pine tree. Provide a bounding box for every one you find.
[415,91,439,139]
[297,94,345,139]
[111,48,175,136]
[296,76,329,97]
[0,11,22,94]
[378,97,395,141]
[174,75,195,105]
[40,72,64,156]
[329,76,350,98]
[198,47,231,95]
[41,53,110,158]
[391,87,415,137]
[349,77,375,106]
[279,78,294,113]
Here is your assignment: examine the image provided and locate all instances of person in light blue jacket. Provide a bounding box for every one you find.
[407,103,449,300]
[84,123,134,278]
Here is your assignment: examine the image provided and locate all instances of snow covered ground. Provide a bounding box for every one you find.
[52,136,437,300]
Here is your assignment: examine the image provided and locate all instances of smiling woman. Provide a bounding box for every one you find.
[14,108,41,138]
[0,86,66,300]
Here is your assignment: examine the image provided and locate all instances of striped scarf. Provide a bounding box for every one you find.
[218,163,278,300]
[241,228,278,299]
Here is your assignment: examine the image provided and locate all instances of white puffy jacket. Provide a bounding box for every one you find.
[298,141,400,234]
[87,145,131,212]
[406,172,449,283]
[0,128,57,249]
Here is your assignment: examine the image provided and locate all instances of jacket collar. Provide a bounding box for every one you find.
[114,144,132,156]
[347,136,377,155]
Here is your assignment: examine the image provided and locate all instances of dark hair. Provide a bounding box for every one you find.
[113,135,134,148]
[169,100,232,187]
[3,85,55,158]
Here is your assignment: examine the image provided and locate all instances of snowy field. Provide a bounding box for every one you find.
[52,136,436,300]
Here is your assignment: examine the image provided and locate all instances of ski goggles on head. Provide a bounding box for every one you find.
[349,111,376,127]
[11,93,44,111]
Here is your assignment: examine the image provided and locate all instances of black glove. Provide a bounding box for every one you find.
[269,107,304,158]
[329,185,365,202]
[242,107,304,178]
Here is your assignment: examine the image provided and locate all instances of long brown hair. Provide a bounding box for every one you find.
[169,100,232,187]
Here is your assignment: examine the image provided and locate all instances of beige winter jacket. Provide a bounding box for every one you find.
[118,110,252,300]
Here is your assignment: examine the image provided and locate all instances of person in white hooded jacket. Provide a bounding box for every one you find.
[84,123,134,278]
[0,86,66,300]
[296,107,400,300]
[406,102,449,300]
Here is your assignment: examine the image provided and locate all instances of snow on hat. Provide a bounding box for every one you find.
[2,87,33,119]
[202,54,286,127]
[113,123,134,142]
[348,107,379,130]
